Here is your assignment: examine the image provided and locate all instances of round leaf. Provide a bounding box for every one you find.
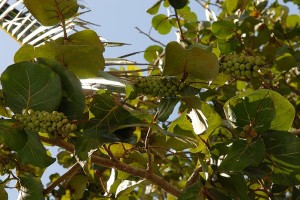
[36,30,105,78]
[163,42,219,80]
[152,14,172,35]
[1,61,62,113]
[144,45,163,62]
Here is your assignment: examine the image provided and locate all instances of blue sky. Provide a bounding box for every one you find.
[0,0,299,199]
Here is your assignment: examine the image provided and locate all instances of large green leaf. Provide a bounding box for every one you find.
[36,30,105,78]
[219,138,266,172]
[1,61,62,114]
[17,172,44,200]
[212,20,235,39]
[218,173,250,200]
[224,89,295,133]
[263,131,300,185]
[224,92,275,134]
[37,58,85,120]
[0,120,27,151]
[274,53,297,72]
[163,42,219,80]
[76,91,140,160]
[17,130,55,168]
[24,0,79,26]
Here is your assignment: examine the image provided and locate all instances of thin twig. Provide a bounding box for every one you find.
[135,27,166,47]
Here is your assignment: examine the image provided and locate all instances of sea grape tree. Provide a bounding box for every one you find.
[1,0,300,199]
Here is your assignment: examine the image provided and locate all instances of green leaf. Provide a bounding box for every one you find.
[69,174,89,199]
[0,120,27,151]
[286,14,300,29]
[263,131,300,185]
[17,130,55,168]
[24,0,79,26]
[1,61,62,114]
[274,53,297,72]
[0,183,8,200]
[219,138,266,172]
[158,98,179,122]
[36,30,105,78]
[17,172,44,200]
[57,151,75,168]
[152,14,172,34]
[116,180,144,197]
[212,20,235,39]
[224,89,295,133]
[144,45,163,62]
[37,58,85,120]
[167,110,199,150]
[182,96,221,135]
[218,173,250,200]
[147,0,162,15]
[169,0,188,9]
[224,91,275,133]
[163,42,219,80]
[75,130,120,160]
[178,180,203,200]
[223,0,239,14]
[14,44,35,63]
[76,91,141,160]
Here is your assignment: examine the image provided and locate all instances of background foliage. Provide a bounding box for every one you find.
[1,0,300,199]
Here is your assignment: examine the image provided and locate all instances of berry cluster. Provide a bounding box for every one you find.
[220,54,266,78]
[14,110,77,135]
[134,76,185,98]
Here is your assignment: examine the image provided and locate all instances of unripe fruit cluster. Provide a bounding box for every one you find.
[134,76,185,98]
[220,54,266,78]
[13,109,77,135]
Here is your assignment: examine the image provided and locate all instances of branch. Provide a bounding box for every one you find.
[135,27,166,47]
[39,136,182,197]
[43,163,81,195]
[291,129,300,135]
[185,166,202,187]
[174,9,186,42]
